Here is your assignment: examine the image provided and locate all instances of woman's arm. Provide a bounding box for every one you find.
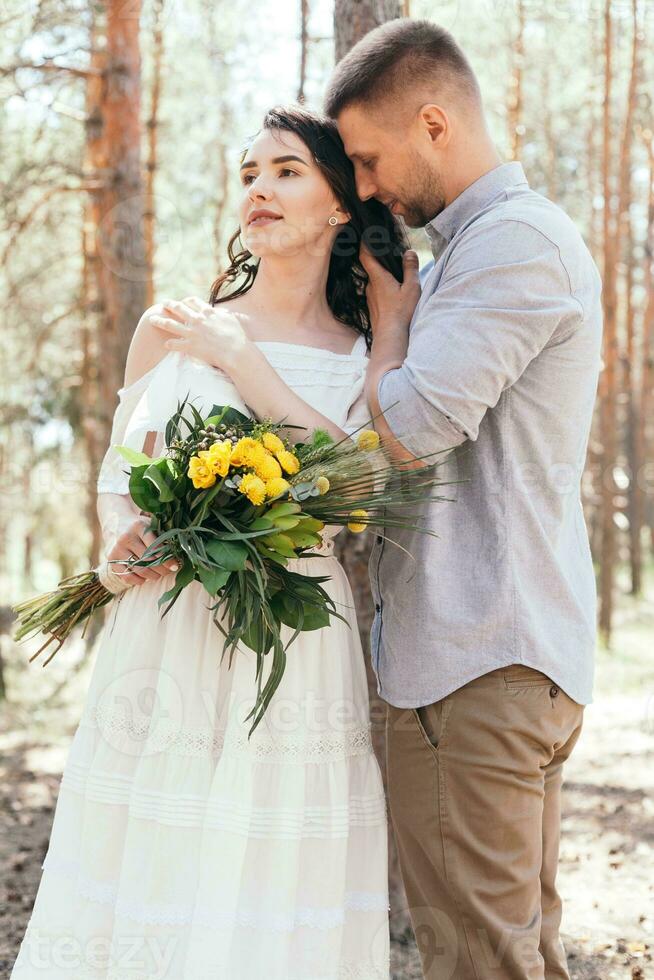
[226,344,351,445]
[96,309,181,585]
[149,297,360,445]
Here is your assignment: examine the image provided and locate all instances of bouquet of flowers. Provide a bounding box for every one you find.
[13,397,453,734]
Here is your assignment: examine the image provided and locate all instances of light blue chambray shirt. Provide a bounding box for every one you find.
[370,161,603,708]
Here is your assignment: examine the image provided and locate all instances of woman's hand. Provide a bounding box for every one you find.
[359,246,421,345]
[149,296,253,375]
[105,515,180,588]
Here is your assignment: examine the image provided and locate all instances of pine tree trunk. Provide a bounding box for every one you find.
[507,0,525,161]
[334,0,401,62]
[638,136,654,581]
[298,0,310,103]
[82,9,108,574]
[100,0,148,406]
[144,0,165,309]
[599,0,618,643]
[331,0,408,941]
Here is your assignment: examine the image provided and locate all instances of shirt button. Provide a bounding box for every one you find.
[376,535,383,544]
[375,603,381,612]
[550,685,559,698]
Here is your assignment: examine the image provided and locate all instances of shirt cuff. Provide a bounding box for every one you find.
[378,366,467,460]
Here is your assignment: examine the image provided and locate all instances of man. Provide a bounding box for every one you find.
[325,18,602,980]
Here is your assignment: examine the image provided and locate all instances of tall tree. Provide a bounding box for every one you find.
[507,0,525,161]
[98,0,148,408]
[144,0,166,309]
[81,5,109,572]
[331,0,407,939]
[620,0,643,595]
[298,0,310,103]
[334,0,401,62]
[599,0,618,642]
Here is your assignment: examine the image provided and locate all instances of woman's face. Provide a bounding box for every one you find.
[238,128,349,257]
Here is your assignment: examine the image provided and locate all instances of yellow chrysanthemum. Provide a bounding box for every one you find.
[276,449,301,475]
[254,452,283,481]
[315,476,330,495]
[238,472,267,505]
[188,455,217,489]
[265,477,291,499]
[356,429,380,451]
[230,437,266,468]
[262,431,285,455]
[347,508,368,533]
[204,440,232,477]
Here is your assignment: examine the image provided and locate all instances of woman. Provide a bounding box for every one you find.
[10,105,416,980]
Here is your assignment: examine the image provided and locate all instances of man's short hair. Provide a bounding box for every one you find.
[324,18,481,120]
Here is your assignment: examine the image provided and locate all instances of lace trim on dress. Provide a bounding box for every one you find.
[79,704,376,764]
[60,761,387,836]
[40,855,390,930]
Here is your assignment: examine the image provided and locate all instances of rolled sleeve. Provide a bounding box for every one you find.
[376,219,580,460]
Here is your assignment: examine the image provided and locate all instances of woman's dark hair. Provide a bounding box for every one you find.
[208,104,409,351]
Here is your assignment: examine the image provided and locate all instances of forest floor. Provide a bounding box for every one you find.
[1,581,652,980]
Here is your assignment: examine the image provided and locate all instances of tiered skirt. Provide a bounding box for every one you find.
[10,551,390,979]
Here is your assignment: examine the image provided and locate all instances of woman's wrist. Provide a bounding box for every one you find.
[221,338,265,387]
[213,336,258,379]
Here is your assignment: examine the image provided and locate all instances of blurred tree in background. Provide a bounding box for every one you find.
[0,0,652,681]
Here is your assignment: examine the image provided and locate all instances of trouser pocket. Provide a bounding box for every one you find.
[414,699,451,755]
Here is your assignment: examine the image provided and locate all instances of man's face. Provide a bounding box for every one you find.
[335,103,447,228]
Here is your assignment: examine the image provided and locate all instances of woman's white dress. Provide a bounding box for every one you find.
[10,334,390,980]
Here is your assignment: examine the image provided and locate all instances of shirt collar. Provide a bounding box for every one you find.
[424,161,529,259]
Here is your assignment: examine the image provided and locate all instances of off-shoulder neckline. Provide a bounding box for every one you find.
[252,335,368,358]
[118,336,368,395]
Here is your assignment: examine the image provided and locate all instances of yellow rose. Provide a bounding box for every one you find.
[238,472,267,506]
[262,431,286,455]
[276,449,301,475]
[265,477,291,499]
[315,476,330,495]
[205,441,232,477]
[255,452,283,481]
[188,455,217,489]
[347,508,368,533]
[356,429,380,451]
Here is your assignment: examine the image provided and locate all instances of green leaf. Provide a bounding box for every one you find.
[128,465,163,513]
[174,560,196,588]
[256,541,296,567]
[269,515,301,531]
[114,445,160,466]
[156,559,195,609]
[250,517,275,531]
[218,406,251,427]
[260,533,298,558]
[285,530,322,549]
[144,462,176,503]
[267,501,302,519]
[197,566,231,596]
[254,543,289,566]
[297,516,325,533]
[270,592,331,631]
[205,538,248,571]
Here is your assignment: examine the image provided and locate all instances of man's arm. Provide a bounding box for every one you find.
[369,219,581,462]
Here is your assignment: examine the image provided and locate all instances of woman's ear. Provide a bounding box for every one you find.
[335,205,351,224]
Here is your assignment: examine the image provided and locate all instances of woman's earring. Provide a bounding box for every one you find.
[328,215,339,226]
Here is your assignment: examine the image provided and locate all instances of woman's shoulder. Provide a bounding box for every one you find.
[122,303,171,390]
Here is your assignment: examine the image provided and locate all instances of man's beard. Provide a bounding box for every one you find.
[396,154,446,228]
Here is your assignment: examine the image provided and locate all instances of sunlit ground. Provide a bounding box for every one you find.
[1,562,653,977]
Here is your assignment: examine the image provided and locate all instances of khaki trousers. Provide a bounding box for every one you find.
[386,664,584,980]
